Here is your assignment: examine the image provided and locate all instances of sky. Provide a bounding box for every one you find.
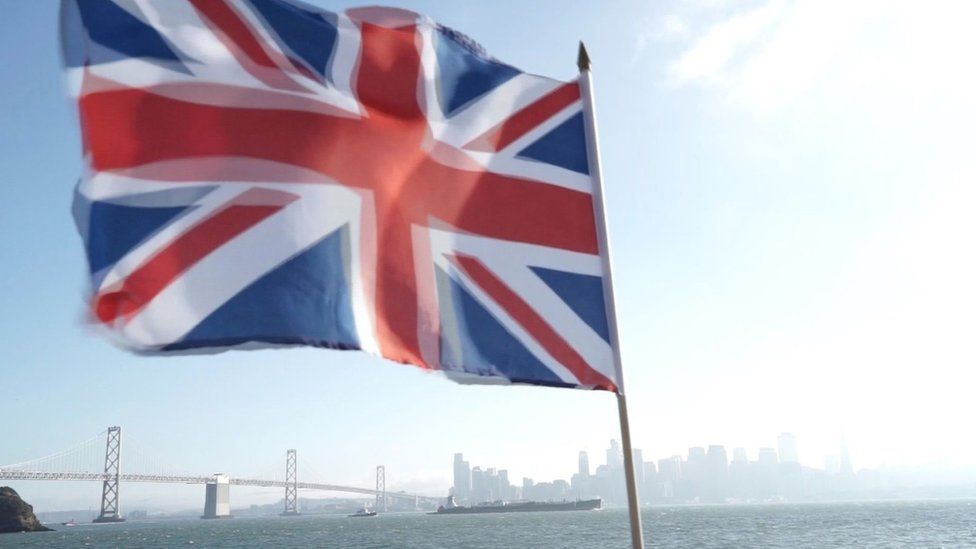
[2,0,976,512]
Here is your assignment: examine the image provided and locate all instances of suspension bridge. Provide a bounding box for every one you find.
[0,427,440,521]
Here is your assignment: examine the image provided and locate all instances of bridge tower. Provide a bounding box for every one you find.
[93,426,125,523]
[202,474,231,519]
[375,465,387,512]
[281,449,299,516]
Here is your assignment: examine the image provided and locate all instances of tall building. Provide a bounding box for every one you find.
[757,447,778,465]
[657,456,682,499]
[578,451,590,476]
[777,433,799,464]
[704,445,729,501]
[571,472,589,500]
[499,469,511,501]
[593,464,614,504]
[642,461,658,502]
[684,447,706,498]
[607,440,623,471]
[486,468,500,501]
[643,461,658,477]
[776,435,803,498]
[729,448,750,499]
[453,453,471,501]
[632,449,645,488]
[706,445,728,468]
[755,447,779,498]
[470,467,486,503]
[552,479,570,500]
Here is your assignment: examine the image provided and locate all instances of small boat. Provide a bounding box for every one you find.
[61,519,77,526]
[348,507,378,518]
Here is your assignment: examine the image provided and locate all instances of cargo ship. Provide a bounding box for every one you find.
[429,495,601,515]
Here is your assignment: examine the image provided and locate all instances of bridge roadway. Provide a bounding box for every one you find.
[0,471,439,503]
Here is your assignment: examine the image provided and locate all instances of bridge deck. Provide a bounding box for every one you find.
[0,471,437,502]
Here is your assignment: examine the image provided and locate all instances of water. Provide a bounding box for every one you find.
[4,501,975,548]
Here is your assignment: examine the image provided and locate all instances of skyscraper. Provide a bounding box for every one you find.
[729,448,749,498]
[777,435,803,498]
[632,448,645,488]
[704,445,729,501]
[757,447,778,465]
[755,447,779,498]
[486,468,500,501]
[706,445,728,467]
[685,446,706,496]
[452,453,471,501]
[499,469,511,500]
[470,466,486,503]
[642,460,658,501]
[777,433,799,464]
[578,451,590,477]
[607,439,623,471]
[657,456,682,499]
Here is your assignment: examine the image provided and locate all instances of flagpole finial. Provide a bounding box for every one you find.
[577,41,591,72]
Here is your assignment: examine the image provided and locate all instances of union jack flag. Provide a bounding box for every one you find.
[62,0,619,391]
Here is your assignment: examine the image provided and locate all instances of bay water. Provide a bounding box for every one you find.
[4,500,975,548]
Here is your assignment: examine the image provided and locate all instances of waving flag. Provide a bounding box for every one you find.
[62,0,619,392]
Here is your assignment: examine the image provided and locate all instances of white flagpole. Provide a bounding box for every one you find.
[577,42,645,549]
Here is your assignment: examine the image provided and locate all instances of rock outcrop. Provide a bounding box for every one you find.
[0,487,53,533]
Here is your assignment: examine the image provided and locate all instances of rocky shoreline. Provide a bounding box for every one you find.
[0,487,52,533]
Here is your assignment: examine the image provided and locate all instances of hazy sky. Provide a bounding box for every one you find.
[2,0,975,512]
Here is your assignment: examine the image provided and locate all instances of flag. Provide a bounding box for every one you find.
[62,0,619,392]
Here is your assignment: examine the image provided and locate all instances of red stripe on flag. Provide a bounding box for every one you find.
[355,22,424,119]
[78,88,601,256]
[464,83,581,152]
[94,188,298,324]
[188,0,308,93]
[447,254,616,391]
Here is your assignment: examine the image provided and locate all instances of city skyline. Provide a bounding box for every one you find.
[5,426,976,513]
[452,433,976,507]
